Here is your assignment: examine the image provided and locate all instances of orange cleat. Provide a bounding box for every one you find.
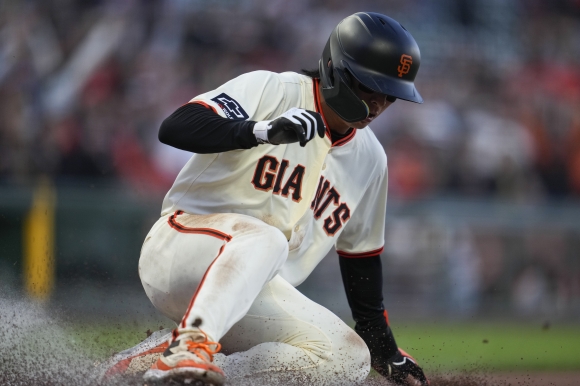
[143,328,225,385]
[101,328,172,379]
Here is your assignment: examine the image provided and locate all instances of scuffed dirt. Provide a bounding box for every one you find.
[0,295,100,386]
[1,294,578,386]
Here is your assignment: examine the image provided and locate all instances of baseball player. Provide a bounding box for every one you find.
[104,12,428,386]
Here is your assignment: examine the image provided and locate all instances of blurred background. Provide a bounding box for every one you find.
[1,0,580,374]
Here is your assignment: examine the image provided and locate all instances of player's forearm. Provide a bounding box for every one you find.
[339,254,387,329]
[339,254,399,359]
[158,103,259,154]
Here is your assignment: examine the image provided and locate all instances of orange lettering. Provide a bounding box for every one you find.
[397,54,412,78]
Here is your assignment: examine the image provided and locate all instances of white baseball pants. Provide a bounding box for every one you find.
[139,211,370,385]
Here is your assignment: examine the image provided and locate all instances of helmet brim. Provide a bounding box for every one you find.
[346,60,424,104]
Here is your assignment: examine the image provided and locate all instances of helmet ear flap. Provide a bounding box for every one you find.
[341,68,353,88]
[321,66,369,123]
[327,63,335,87]
[319,40,333,89]
[318,37,369,123]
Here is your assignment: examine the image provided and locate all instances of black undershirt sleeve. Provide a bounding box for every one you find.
[339,254,399,364]
[158,102,259,154]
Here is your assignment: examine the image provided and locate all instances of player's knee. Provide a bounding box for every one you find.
[256,225,289,256]
[331,329,371,382]
[272,227,290,253]
[232,215,288,252]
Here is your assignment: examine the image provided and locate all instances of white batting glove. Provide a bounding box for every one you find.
[253,108,326,147]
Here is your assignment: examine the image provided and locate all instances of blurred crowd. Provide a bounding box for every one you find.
[1,0,579,200]
[1,0,579,318]
[381,209,580,318]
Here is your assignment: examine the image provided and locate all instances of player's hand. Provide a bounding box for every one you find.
[253,108,326,147]
[380,348,429,386]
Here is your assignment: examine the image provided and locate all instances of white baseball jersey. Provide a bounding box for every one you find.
[161,70,388,285]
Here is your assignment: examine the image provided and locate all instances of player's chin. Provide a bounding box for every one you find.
[350,118,373,129]
[350,112,380,128]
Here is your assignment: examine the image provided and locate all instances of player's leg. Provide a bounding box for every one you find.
[213,274,371,386]
[139,211,289,385]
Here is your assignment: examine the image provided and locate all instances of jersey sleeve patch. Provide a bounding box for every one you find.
[210,93,249,120]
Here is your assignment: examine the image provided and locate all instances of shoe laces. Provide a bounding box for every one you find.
[181,329,221,362]
[185,339,222,362]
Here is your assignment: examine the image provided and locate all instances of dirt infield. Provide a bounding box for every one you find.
[361,372,580,386]
[99,372,580,386]
[473,372,580,386]
[2,295,579,386]
[157,372,580,385]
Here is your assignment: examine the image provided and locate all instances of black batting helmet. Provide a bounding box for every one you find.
[319,12,423,122]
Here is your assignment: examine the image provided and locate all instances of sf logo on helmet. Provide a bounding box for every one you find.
[397,54,412,78]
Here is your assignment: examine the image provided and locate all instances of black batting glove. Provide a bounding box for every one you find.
[382,348,429,386]
[357,326,429,386]
[253,108,326,147]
